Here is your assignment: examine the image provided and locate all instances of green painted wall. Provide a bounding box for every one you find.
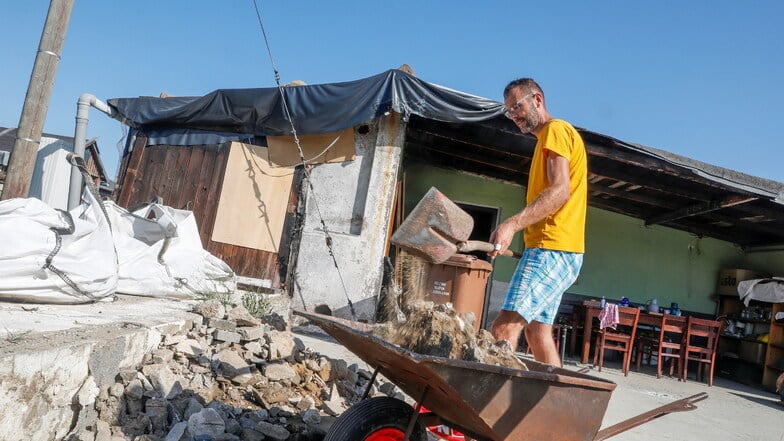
[746,250,784,276]
[577,208,741,314]
[403,164,784,315]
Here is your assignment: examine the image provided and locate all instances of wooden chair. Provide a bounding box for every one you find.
[635,314,687,378]
[634,328,659,370]
[682,316,723,386]
[593,306,640,376]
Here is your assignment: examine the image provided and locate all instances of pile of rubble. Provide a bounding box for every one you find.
[373,300,527,370]
[69,300,402,441]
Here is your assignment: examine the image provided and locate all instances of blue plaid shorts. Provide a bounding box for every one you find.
[502,248,583,325]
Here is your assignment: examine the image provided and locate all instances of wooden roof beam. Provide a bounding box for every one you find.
[588,183,670,208]
[645,196,758,226]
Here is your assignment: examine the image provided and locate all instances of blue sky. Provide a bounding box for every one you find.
[1,1,782,182]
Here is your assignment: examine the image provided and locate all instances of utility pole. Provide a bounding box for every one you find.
[1,0,74,200]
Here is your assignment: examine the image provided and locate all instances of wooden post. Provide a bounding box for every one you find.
[1,0,74,200]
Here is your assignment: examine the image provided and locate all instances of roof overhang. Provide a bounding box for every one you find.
[107,70,784,249]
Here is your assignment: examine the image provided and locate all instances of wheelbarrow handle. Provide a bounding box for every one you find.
[592,392,708,441]
[457,240,522,259]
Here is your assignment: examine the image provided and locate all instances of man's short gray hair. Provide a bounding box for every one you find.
[503,78,544,98]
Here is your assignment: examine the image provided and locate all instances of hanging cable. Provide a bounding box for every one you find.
[251,0,356,320]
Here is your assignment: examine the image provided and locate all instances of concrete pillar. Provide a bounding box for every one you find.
[293,114,406,321]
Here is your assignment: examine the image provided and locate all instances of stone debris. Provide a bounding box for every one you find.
[374,300,528,371]
[68,303,404,441]
[67,290,524,440]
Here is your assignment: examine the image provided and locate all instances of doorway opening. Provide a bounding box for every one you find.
[455,202,499,263]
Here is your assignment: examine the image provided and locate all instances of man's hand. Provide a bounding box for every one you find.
[488,221,516,258]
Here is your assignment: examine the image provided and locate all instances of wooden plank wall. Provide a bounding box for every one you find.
[115,135,294,286]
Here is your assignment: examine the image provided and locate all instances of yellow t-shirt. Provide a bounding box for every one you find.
[524,119,587,253]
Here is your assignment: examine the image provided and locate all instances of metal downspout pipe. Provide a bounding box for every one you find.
[67,93,116,210]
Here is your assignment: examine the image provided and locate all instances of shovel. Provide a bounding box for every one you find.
[390,187,521,264]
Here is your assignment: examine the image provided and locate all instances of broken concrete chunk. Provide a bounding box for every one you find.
[194,300,226,320]
[214,349,255,385]
[239,428,265,441]
[304,359,321,372]
[76,376,100,406]
[265,330,299,360]
[143,364,183,400]
[118,369,139,384]
[184,397,205,421]
[209,318,237,332]
[212,329,241,344]
[122,380,143,401]
[93,420,111,441]
[227,306,262,327]
[188,408,226,438]
[174,338,206,358]
[151,348,175,364]
[145,397,168,432]
[379,381,398,397]
[320,397,345,417]
[319,358,348,382]
[256,383,289,405]
[301,408,321,425]
[108,382,125,399]
[255,420,291,441]
[244,341,262,355]
[296,395,315,411]
[262,362,297,382]
[237,326,266,342]
[164,421,188,441]
[164,333,187,346]
[272,404,295,418]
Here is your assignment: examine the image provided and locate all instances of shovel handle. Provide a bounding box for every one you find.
[457,240,522,259]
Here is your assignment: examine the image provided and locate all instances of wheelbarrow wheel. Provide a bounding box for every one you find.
[324,396,428,441]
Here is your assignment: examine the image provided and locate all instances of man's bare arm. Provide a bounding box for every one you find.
[489,151,571,255]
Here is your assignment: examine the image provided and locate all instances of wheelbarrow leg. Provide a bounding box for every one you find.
[361,367,380,400]
[593,392,708,441]
[403,386,430,441]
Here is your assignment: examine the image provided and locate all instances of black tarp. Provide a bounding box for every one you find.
[108,68,784,201]
[108,69,505,140]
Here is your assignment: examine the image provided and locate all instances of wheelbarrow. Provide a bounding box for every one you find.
[294,310,707,441]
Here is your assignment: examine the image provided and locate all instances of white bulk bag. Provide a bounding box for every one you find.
[0,189,118,304]
[738,277,784,306]
[105,201,235,298]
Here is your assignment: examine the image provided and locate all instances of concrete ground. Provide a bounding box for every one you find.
[0,297,781,440]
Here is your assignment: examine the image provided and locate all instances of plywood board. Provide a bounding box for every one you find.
[211,142,294,252]
[267,127,355,167]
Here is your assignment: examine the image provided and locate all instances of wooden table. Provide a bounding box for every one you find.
[580,301,667,364]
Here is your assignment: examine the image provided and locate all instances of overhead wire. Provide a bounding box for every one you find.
[250,0,356,320]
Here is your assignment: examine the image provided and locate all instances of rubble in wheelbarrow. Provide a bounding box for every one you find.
[373,300,528,371]
[68,299,404,441]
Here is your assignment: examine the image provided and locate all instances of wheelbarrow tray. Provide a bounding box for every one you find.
[296,310,617,441]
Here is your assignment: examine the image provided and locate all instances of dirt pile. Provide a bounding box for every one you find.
[67,300,402,441]
[373,300,527,371]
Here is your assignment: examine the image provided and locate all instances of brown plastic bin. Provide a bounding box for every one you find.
[425,253,494,331]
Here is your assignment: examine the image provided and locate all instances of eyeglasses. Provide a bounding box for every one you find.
[503,92,534,118]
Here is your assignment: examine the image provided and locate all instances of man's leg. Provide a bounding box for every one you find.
[491,310,527,351]
[526,322,560,366]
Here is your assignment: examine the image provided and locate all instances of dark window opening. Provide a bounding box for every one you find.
[455,202,499,263]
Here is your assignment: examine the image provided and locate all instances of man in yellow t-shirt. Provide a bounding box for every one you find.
[488,78,587,367]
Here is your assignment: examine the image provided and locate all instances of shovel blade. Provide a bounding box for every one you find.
[390,187,474,263]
